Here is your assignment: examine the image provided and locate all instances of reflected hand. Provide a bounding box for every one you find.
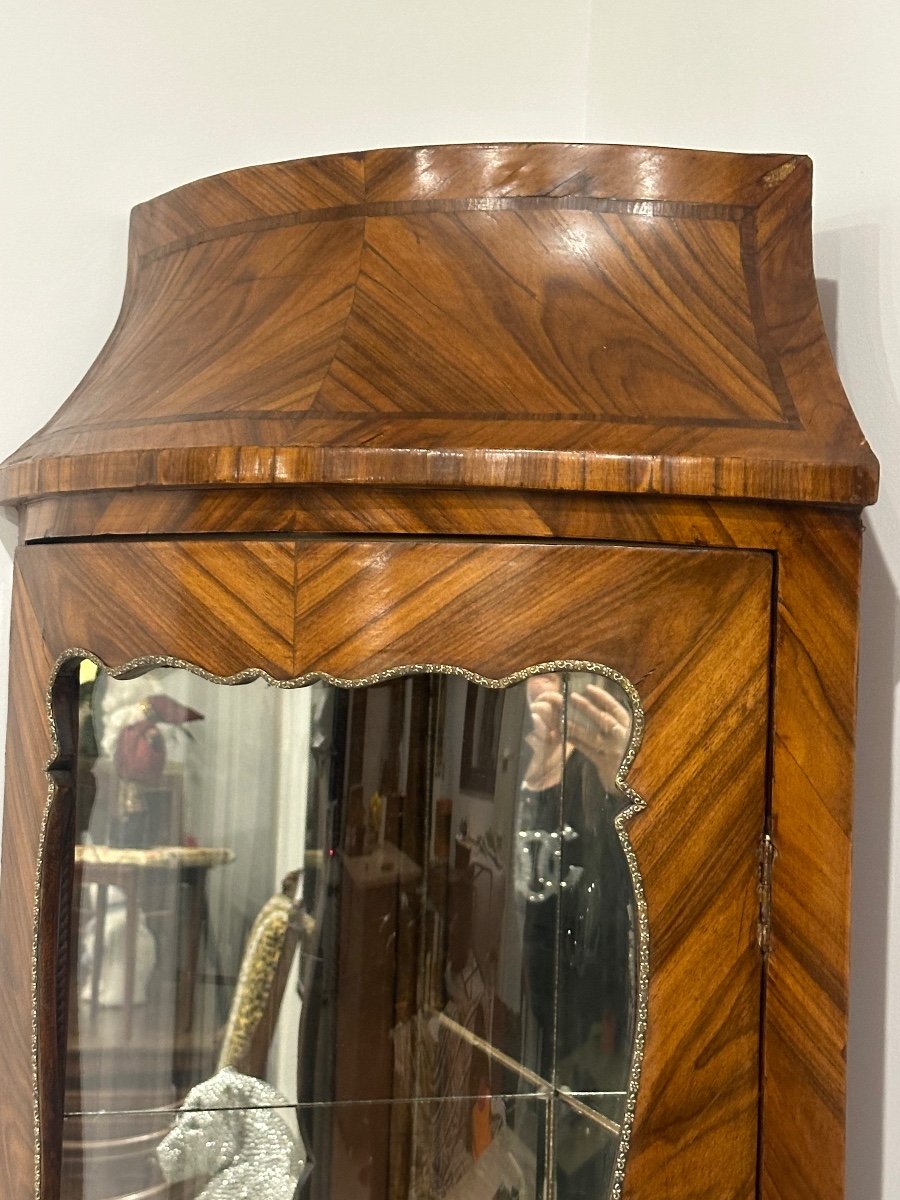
[523,674,567,791]
[525,679,630,794]
[567,685,630,794]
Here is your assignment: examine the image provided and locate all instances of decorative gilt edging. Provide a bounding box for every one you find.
[37,651,649,1200]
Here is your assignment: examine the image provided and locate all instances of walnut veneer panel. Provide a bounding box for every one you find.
[14,540,295,679]
[4,496,863,1200]
[758,511,862,1200]
[0,573,57,1197]
[1,536,771,1200]
[292,537,765,682]
[295,539,772,1197]
[0,144,877,506]
[1,540,296,1200]
[129,143,798,256]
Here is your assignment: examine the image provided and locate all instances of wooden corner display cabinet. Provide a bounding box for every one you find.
[0,143,879,1200]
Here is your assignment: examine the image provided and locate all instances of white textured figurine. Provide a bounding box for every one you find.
[79,887,157,1008]
[156,1067,305,1200]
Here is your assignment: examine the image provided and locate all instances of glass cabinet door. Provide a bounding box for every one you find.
[23,537,772,1200]
[64,664,642,1200]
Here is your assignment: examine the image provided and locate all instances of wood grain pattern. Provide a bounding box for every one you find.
[15,540,296,680]
[0,140,872,1200]
[0,541,289,1200]
[759,511,862,1199]
[2,489,865,1200]
[293,538,773,1199]
[0,144,877,507]
[128,143,799,259]
[1,536,771,1200]
[8,483,843,546]
[0,565,58,1199]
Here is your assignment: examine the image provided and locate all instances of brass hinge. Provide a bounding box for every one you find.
[757,832,776,956]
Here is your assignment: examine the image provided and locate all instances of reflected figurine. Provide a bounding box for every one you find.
[156,1066,306,1200]
[113,693,204,844]
[78,892,157,1008]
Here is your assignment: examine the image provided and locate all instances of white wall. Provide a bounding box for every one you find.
[1,2,897,1195]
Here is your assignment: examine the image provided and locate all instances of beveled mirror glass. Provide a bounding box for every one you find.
[59,661,644,1200]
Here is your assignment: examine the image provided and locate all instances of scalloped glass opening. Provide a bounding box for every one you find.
[58,662,641,1200]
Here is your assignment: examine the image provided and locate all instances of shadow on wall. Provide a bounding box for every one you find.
[815,276,838,354]
[817,223,900,1200]
[0,508,18,839]
[847,530,897,1200]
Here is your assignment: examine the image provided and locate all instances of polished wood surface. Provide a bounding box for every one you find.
[0,497,865,1199]
[0,143,878,508]
[7,481,856,546]
[0,570,57,1198]
[760,511,861,1199]
[3,536,771,1199]
[0,140,873,1200]
[19,540,296,678]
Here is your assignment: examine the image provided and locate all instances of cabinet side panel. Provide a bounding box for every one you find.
[0,562,57,1198]
[761,511,862,1200]
[620,555,770,1199]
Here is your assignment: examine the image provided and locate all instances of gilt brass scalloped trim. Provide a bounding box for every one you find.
[36,649,648,1200]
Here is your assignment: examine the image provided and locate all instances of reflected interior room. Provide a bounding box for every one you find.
[61,663,639,1200]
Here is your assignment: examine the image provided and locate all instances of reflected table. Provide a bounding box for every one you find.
[73,844,236,1042]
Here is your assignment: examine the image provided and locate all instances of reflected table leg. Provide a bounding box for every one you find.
[123,868,138,1042]
[88,882,108,1026]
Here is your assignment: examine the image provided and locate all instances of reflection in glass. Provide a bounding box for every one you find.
[60,662,641,1199]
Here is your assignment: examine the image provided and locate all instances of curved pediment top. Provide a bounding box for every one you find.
[124,142,802,260]
[0,143,878,508]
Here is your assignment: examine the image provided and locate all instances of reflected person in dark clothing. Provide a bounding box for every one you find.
[520,674,636,1197]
